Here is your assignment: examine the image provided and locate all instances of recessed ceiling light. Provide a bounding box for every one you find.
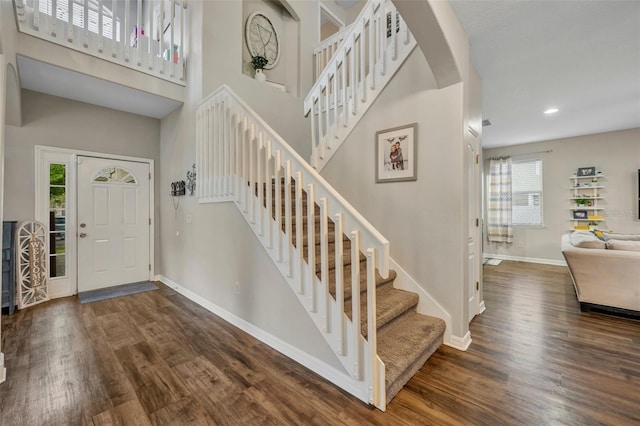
[544,108,559,115]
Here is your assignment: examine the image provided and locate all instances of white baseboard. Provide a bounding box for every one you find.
[154,275,362,399]
[388,258,470,351]
[448,331,472,351]
[478,300,486,315]
[0,352,6,384]
[484,254,567,267]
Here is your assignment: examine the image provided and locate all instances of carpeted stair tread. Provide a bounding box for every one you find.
[312,242,365,274]
[328,268,396,302]
[344,286,419,335]
[377,311,446,404]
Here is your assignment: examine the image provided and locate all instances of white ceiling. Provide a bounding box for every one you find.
[449,0,640,148]
[17,55,182,119]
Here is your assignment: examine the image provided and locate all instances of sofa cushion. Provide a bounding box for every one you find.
[602,232,640,241]
[606,239,640,252]
[570,231,606,249]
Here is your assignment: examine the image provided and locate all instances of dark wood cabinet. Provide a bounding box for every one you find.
[2,221,17,315]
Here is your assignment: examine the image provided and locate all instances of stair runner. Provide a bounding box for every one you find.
[265,179,446,404]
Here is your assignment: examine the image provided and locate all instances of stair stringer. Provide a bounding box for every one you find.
[304,0,418,172]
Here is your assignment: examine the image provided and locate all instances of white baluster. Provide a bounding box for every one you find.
[242,117,249,212]
[319,197,330,333]
[51,0,57,36]
[332,71,339,141]
[349,40,357,116]
[124,0,130,61]
[307,184,316,312]
[98,0,104,52]
[195,108,200,199]
[159,0,165,73]
[148,0,153,69]
[67,0,73,42]
[359,26,366,103]
[235,113,242,203]
[274,152,282,261]
[310,98,318,168]
[390,7,398,61]
[366,247,378,403]
[33,0,40,30]
[341,60,348,128]
[180,0,185,81]
[136,0,142,64]
[351,230,362,380]
[257,132,264,236]
[284,161,293,277]
[249,123,256,221]
[208,106,214,198]
[334,213,345,356]
[295,171,304,293]
[368,16,375,90]
[265,140,273,248]
[169,0,175,76]
[81,0,88,47]
[378,8,385,77]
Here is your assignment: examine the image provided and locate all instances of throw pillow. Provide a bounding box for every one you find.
[570,231,606,249]
[602,232,640,241]
[606,239,640,252]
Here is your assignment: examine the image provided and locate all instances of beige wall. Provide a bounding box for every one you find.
[320,47,472,338]
[157,0,344,371]
[483,128,640,262]
[4,90,162,263]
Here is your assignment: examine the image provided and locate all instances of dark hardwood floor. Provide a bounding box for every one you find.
[1,261,639,425]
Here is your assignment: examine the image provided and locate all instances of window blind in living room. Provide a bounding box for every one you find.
[512,159,543,225]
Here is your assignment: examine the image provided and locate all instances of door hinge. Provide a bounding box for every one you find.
[476,218,479,227]
[476,281,479,291]
[149,172,151,180]
[475,154,479,164]
[149,218,152,225]
[149,264,151,271]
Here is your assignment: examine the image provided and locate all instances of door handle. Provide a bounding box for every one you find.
[79,232,87,238]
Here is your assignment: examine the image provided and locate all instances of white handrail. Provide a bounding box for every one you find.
[14,0,186,84]
[304,0,416,171]
[314,24,352,80]
[196,84,389,408]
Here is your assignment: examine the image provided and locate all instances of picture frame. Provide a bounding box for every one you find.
[577,167,596,177]
[573,210,588,219]
[375,123,417,183]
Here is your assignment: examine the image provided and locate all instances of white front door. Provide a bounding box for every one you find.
[77,157,150,292]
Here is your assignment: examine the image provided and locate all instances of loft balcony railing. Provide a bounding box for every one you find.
[14,0,187,85]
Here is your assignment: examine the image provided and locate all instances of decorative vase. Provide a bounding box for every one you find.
[254,68,266,82]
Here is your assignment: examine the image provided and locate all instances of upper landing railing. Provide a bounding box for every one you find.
[14,0,187,85]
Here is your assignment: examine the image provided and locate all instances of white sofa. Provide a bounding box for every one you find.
[561,232,640,315]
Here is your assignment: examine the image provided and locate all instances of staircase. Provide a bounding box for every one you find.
[305,0,417,171]
[270,178,445,405]
[196,85,445,410]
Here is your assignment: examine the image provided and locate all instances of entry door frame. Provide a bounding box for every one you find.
[35,146,155,297]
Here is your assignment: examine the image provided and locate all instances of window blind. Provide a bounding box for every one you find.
[512,159,543,225]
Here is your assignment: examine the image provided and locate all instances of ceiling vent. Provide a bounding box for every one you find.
[482,119,492,127]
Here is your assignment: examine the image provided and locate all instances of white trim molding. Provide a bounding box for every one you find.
[154,275,362,398]
[484,254,567,267]
[35,145,156,297]
[449,331,472,351]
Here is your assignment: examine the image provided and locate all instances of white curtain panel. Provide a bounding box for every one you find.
[487,157,513,243]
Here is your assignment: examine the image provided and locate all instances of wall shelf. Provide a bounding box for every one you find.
[569,170,605,230]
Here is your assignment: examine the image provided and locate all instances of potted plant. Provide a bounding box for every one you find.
[251,55,268,82]
[574,196,589,206]
[588,221,598,231]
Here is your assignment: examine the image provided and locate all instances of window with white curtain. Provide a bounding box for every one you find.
[512,159,543,225]
[38,0,121,41]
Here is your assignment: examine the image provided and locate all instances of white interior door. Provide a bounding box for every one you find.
[77,157,150,292]
[468,143,479,321]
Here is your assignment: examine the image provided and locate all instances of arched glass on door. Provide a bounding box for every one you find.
[93,167,138,184]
